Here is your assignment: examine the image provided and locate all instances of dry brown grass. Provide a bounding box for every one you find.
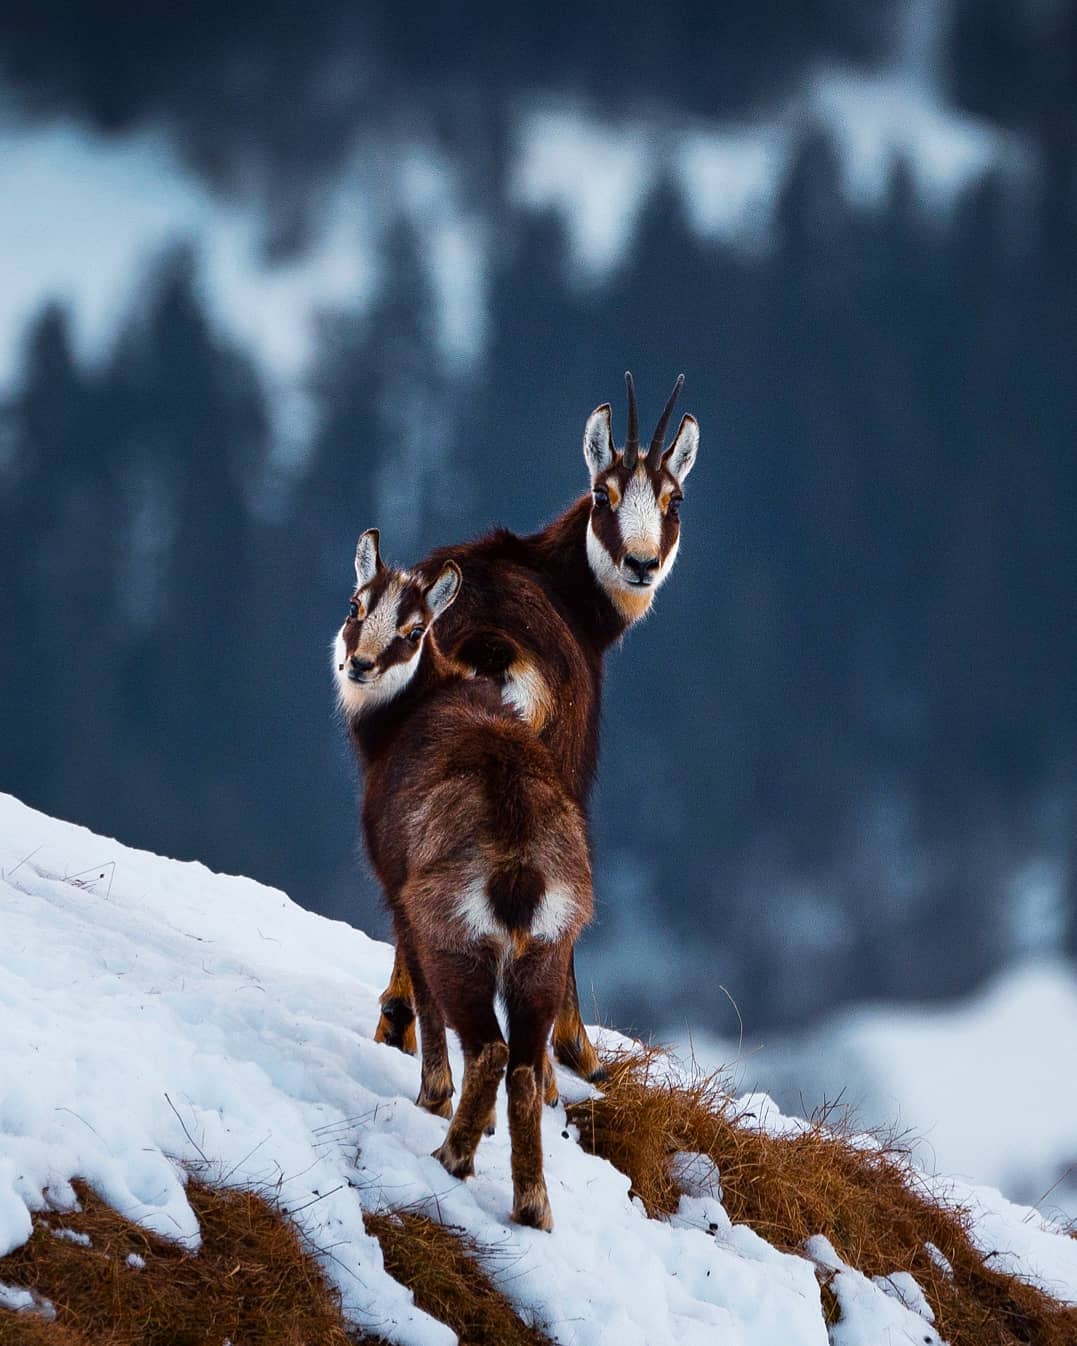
[365,1211,552,1346]
[0,1180,551,1346]
[566,1046,1077,1346]
[0,1178,375,1346]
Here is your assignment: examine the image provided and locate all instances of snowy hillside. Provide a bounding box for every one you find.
[680,961,1077,1223]
[2,792,1076,1345]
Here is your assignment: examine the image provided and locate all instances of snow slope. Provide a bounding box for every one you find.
[2,793,1075,1344]
[680,960,1077,1224]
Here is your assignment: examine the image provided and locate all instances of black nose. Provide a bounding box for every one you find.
[624,553,660,582]
[349,655,375,679]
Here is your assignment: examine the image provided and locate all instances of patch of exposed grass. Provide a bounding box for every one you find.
[567,1046,1077,1346]
[0,1180,551,1346]
[0,1178,375,1346]
[365,1210,553,1346]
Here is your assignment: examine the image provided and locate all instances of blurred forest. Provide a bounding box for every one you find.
[1,0,1074,1033]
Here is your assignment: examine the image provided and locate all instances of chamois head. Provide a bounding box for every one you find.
[583,372,699,623]
[333,528,462,717]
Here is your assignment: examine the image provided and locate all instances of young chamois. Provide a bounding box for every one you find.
[335,529,592,1231]
[373,374,700,1088]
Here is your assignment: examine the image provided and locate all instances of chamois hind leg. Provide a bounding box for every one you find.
[462,1044,500,1137]
[374,945,417,1056]
[551,949,606,1084]
[504,943,570,1231]
[404,943,454,1120]
[431,950,506,1180]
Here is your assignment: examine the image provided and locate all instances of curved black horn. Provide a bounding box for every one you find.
[647,373,685,467]
[623,371,640,470]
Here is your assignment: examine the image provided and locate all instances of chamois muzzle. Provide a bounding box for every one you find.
[624,553,660,585]
[349,655,376,682]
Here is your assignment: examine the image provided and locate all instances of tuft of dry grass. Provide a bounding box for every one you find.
[364,1210,552,1346]
[567,1046,1077,1346]
[0,1178,377,1346]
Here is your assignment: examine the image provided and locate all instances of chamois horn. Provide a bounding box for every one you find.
[646,373,686,468]
[623,370,640,470]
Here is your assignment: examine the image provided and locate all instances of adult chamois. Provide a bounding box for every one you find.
[335,531,592,1230]
[371,374,700,1093]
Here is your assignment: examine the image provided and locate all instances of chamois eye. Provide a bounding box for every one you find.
[669,496,683,518]
[592,488,609,508]
[406,627,424,645]
[348,601,359,619]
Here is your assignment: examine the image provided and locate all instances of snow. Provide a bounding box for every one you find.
[2,793,1076,1345]
[806,1236,942,1346]
[937,1179,1077,1307]
[0,1279,55,1320]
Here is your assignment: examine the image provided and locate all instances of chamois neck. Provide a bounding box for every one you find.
[528,495,629,652]
[348,641,462,764]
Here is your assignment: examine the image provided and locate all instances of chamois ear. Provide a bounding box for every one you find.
[354,528,382,588]
[583,403,615,478]
[425,561,462,621]
[663,414,699,484]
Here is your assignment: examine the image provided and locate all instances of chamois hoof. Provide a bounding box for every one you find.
[512,1189,553,1232]
[552,1033,602,1083]
[433,1141,474,1180]
[483,1108,497,1138]
[417,1090,453,1120]
[542,1057,560,1108]
[375,997,417,1055]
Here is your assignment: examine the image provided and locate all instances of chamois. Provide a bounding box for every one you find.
[372,374,700,1089]
[335,529,592,1231]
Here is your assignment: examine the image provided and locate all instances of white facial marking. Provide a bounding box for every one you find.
[586,466,682,623]
[331,573,422,717]
[619,467,663,560]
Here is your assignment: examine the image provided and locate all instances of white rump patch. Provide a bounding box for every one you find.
[455,876,499,941]
[531,885,575,941]
[502,661,552,730]
[453,877,575,946]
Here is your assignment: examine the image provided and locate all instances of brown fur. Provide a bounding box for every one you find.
[345,563,592,1229]
[508,1065,552,1230]
[370,384,697,1085]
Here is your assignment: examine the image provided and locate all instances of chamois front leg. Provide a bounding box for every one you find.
[375,945,417,1055]
[551,949,606,1083]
